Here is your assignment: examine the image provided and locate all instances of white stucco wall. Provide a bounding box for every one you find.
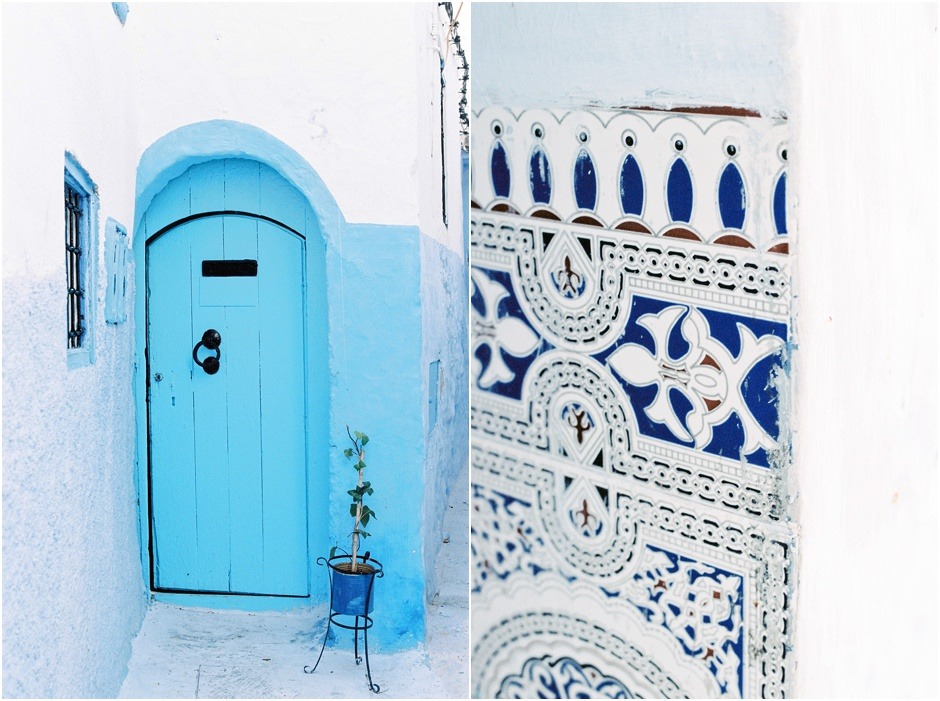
[416,3,470,604]
[471,2,791,116]
[792,4,938,697]
[3,3,458,264]
[130,3,448,242]
[415,2,467,255]
[2,2,466,695]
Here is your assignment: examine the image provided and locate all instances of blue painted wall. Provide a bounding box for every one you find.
[327,224,427,647]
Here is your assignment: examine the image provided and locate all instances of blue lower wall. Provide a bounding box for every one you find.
[326,223,426,649]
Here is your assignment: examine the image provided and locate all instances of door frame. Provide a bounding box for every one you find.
[133,124,340,611]
[144,210,309,598]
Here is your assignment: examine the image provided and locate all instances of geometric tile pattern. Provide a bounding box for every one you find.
[470,106,795,698]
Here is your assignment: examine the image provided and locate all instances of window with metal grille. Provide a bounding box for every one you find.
[64,152,98,368]
[65,181,86,348]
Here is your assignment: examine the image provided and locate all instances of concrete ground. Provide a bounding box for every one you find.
[119,461,469,699]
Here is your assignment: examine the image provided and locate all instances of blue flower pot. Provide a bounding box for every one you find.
[328,557,378,615]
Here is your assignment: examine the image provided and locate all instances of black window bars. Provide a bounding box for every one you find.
[65,181,85,348]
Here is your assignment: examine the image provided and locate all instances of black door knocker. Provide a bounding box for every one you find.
[192,329,222,375]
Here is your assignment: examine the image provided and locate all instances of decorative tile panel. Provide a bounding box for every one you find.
[470,107,795,698]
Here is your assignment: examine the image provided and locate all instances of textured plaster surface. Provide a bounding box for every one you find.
[471,2,792,117]
[420,235,470,604]
[2,5,146,697]
[2,275,148,698]
[118,456,469,699]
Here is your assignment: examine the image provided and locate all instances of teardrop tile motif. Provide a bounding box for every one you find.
[773,172,787,235]
[718,162,747,230]
[667,157,694,223]
[573,149,597,211]
[530,148,552,205]
[619,154,644,216]
[491,139,511,199]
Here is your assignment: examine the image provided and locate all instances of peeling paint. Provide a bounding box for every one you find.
[112,3,128,26]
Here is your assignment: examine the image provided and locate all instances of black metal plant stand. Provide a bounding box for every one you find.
[304,553,384,693]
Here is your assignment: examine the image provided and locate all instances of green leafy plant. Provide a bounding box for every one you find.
[334,426,374,573]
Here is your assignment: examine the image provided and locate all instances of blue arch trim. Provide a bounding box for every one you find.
[134,120,345,239]
[667,158,694,223]
[718,162,746,230]
[574,149,597,211]
[529,148,552,204]
[773,172,788,235]
[491,140,511,198]
[619,154,644,216]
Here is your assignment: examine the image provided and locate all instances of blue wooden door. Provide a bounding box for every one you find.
[147,213,308,596]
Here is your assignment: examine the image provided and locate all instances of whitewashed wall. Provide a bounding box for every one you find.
[2,2,465,696]
[131,3,460,253]
[418,4,471,603]
[792,4,937,697]
[471,3,792,116]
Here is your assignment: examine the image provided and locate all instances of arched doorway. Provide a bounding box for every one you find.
[135,141,334,606]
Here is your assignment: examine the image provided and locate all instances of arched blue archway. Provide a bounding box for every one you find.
[134,120,345,238]
[132,121,431,649]
[133,123,336,613]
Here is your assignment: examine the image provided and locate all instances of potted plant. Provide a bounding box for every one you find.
[325,426,381,616]
[306,427,384,691]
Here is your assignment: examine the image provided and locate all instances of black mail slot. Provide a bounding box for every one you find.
[202,259,258,277]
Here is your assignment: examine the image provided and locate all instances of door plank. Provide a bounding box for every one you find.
[189,217,232,592]
[145,170,191,239]
[259,163,307,236]
[148,229,199,590]
[258,223,309,595]
[189,159,226,215]
[223,159,261,215]
[222,215,265,593]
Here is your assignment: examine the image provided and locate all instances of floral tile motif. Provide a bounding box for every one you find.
[471,107,796,698]
[471,480,750,697]
[472,268,550,399]
[602,296,787,468]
